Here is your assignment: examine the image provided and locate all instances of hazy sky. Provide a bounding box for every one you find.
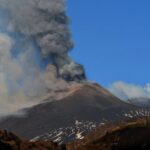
[67,0,150,87]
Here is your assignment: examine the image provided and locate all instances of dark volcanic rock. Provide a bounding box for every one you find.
[0,130,61,150]
[0,130,21,150]
[0,83,138,139]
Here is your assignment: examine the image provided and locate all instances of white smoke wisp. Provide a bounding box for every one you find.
[108,81,150,101]
[0,0,86,116]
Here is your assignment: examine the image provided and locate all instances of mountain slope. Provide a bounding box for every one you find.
[0,83,138,139]
[31,120,105,145]
[67,118,150,150]
[0,118,150,150]
[128,97,150,107]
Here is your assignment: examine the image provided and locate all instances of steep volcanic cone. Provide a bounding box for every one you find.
[0,83,138,139]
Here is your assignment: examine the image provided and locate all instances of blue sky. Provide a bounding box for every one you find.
[67,0,150,87]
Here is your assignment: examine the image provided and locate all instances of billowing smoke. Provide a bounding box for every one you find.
[108,81,150,100]
[0,0,86,115]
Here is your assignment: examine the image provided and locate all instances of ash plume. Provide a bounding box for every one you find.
[0,0,86,115]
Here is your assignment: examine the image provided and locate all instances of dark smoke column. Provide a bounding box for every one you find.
[0,0,86,82]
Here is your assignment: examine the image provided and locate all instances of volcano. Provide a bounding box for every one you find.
[0,83,139,140]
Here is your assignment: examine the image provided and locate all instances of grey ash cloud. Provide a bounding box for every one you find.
[0,0,86,81]
[0,0,86,115]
